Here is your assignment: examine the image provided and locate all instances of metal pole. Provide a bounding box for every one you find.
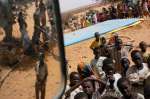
[52,0,67,98]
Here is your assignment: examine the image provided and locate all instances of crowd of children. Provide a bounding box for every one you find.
[63,1,150,33]
[64,32,150,99]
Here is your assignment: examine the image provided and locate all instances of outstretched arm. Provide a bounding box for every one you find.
[64,77,106,97]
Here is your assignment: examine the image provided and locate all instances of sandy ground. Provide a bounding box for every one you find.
[0,1,150,99]
[0,2,62,99]
[65,20,150,72]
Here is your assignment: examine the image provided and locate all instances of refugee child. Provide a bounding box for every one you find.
[90,32,101,51]
[117,78,145,99]
[139,41,150,63]
[82,80,102,99]
[120,57,130,76]
[101,58,122,97]
[90,47,106,79]
[126,50,149,94]
[18,11,31,55]
[64,72,83,99]
[35,51,48,99]
[77,62,93,79]
[143,0,150,17]
[32,8,41,54]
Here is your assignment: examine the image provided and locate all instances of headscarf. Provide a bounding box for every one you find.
[77,62,92,79]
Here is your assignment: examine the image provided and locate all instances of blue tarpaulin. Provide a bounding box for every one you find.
[64,18,140,46]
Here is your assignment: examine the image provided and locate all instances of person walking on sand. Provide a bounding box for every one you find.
[18,11,31,54]
[35,51,48,99]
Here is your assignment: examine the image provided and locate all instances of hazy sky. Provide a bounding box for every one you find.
[59,0,101,13]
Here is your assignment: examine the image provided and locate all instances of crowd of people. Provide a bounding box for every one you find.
[63,0,150,33]
[1,0,150,99]
[64,32,150,99]
[0,0,54,65]
[18,1,54,99]
[1,0,53,99]
[14,0,55,57]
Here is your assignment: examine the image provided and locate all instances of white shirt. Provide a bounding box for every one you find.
[90,57,106,78]
[127,63,149,84]
[113,73,122,96]
[137,93,145,99]
[93,13,98,24]
[63,85,83,99]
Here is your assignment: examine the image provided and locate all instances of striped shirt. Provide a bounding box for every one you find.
[101,73,122,97]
